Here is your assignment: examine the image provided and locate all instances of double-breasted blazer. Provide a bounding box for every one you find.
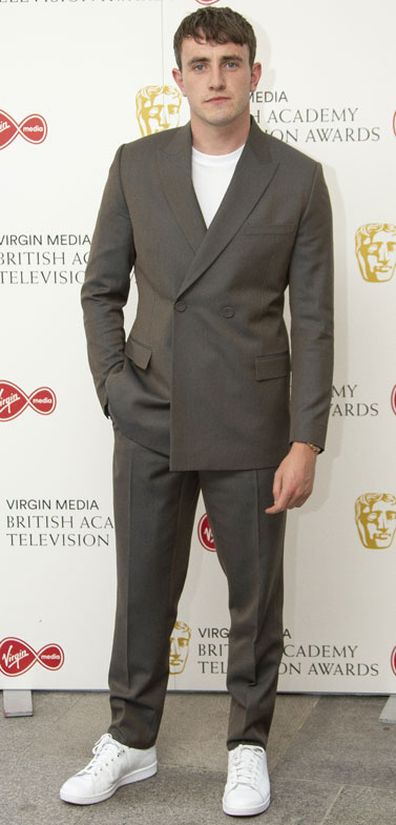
[81,118,334,471]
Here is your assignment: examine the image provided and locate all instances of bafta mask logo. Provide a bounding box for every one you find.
[169,620,191,675]
[136,85,182,136]
[355,493,396,549]
[198,513,216,552]
[355,224,396,282]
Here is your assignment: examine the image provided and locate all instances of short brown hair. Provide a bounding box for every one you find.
[173,6,257,69]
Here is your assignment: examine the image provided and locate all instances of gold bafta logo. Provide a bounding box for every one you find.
[355,224,396,282]
[355,493,396,549]
[169,620,191,675]
[136,85,182,136]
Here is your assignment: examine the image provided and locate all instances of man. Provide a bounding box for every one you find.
[60,6,333,818]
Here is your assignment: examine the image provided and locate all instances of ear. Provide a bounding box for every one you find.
[250,62,262,92]
[172,67,186,96]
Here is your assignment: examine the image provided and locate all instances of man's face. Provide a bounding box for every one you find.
[169,625,190,674]
[137,87,181,136]
[357,498,396,549]
[359,229,396,282]
[172,37,261,132]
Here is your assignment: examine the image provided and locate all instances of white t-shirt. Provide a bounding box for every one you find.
[192,144,245,228]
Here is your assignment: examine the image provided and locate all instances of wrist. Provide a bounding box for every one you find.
[291,441,320,456]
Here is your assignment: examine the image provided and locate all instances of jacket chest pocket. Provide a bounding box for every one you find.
[242,222,297,237]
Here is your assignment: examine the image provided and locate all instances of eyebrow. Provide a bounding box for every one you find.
[187,54,244,67]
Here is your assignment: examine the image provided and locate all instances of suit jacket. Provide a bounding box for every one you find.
[81,118,334,471]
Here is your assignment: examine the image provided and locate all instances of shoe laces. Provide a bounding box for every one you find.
[228,745,264,788]
[78,733,126,777]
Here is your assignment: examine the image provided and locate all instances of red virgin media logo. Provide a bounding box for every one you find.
[198,513,216,552]
[0,110,48,150]
[393,112,396,137]
[391,646,396,676]
[0,381,56,421]
[391,385,396,415]
[0,638,64,677]
[195,1,220,5]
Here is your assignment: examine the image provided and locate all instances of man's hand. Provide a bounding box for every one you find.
[265,442,317,515]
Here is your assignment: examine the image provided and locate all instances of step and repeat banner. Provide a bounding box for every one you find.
[1,0,395,694]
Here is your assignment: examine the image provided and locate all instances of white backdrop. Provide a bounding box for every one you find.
[1,0,395,694]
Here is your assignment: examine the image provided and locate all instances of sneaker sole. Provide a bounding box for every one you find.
[223,794,271,817]
[60,760,158,805]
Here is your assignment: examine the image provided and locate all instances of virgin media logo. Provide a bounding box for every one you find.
[195,0,220,5]
[391,385,396,415]
[393,111,396,137]
[0,638,64,677]
[391,646,396,676]
[0,381,56,421]
[0,110,48,150]
[198,513,216,552]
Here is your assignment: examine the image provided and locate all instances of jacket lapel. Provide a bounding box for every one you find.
[158,119,279,299]
[157,124,207,253]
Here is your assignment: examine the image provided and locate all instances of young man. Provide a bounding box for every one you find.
[60,6,333,818]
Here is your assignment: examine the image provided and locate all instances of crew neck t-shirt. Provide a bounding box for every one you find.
[192,144,245,228]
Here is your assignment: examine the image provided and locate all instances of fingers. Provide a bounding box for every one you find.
[265,481,313,514]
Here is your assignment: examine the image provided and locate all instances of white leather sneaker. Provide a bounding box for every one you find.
[60,733,157,805]
[223,744,270,817]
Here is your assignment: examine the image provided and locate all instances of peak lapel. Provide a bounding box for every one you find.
[157,124,207,253]
[175,121,279,300]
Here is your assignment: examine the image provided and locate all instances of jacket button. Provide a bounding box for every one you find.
[175,301,187,312]
[221,306,235,318]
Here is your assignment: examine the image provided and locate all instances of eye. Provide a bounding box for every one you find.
[193,63,206,72]
[225,61,238,69]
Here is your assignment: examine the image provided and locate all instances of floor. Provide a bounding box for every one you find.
[1,691,395,825]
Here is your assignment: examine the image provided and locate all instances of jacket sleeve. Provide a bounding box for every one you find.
[288,162,334,451]
[81,144,135,415]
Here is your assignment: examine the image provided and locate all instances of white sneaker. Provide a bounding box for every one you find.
[223,744,270,817]
[60,733,157,805]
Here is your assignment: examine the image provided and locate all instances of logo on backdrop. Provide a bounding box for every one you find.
[136,86,182,136]
[391,386,396,415]
[198,513,216,552]
[355,493,396,549]
[0,381,56,421]
[195,1,220,5]
[393,112,396,137]
[391,647,396,676]
[169,621,191,675]
[0,638,64,677]
[0,110,47,150]
[355,224,396,282]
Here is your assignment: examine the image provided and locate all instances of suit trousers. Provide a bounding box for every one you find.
[108,427,286,752]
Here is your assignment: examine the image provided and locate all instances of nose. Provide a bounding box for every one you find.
[209,65,226,90]
[170,639,179,659]
[378,243,390,263]
[159,106,170,129]
[377,512,389,532]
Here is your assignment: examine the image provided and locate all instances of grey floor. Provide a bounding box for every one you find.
[1,691,395,825]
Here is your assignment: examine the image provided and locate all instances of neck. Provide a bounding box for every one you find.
[190,113,251,155]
